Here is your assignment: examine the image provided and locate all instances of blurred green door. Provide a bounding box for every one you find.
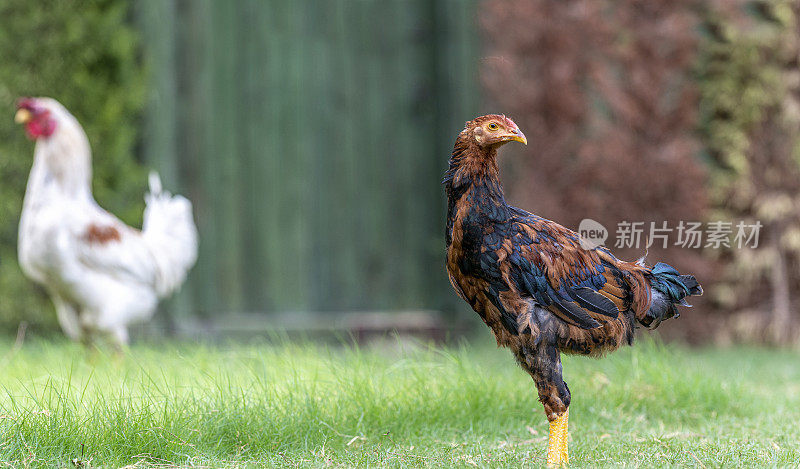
[136,0,479,318]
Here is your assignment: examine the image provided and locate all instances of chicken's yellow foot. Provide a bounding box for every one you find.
[546,408,569,467]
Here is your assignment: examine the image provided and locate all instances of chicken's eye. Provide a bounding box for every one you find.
[487,122,499,131]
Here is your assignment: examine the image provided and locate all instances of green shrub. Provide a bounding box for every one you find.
[0,0,146,332]
[698,1,800,343]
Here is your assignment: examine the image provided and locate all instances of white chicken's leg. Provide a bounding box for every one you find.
[110,327,129,348]
[50,293,83,341]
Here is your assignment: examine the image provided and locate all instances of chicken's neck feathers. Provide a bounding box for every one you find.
[444,136,509,215]
[444,137,512,250]
[27,120,94,204]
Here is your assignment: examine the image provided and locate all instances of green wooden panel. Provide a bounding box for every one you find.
[134,0,189,325]
[137,0,480,317]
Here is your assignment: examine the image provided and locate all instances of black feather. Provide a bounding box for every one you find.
[568,286,620,318]
[679,274,703,295]
[553,300,602,329]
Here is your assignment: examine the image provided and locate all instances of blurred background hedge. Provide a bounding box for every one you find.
[698,0,800,344]
[0,0,145,331]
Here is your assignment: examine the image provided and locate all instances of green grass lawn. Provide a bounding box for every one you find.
[0,335,797,468]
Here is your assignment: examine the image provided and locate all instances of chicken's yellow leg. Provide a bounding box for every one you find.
[546,408,569,467]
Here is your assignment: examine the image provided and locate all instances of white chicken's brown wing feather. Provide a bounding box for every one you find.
[73,216,159,287]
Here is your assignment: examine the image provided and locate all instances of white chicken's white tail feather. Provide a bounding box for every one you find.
[148,170,162,195]
[142,172,198,297]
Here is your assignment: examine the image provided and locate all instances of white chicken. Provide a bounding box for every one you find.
[15,97,198,346]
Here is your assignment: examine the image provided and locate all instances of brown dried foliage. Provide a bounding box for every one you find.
[480,0,715,341]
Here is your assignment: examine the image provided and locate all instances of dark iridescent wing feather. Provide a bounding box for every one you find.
[503,207,632,329]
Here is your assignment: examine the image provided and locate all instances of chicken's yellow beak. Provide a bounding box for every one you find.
[507,129,527,145]
[15,108,32,124]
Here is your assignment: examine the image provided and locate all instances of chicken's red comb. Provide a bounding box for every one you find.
[16,97,36,111]
[501,115,520,130]
[471,114,519,126]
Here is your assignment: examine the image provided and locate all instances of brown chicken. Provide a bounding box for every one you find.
[444,115,702,466]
